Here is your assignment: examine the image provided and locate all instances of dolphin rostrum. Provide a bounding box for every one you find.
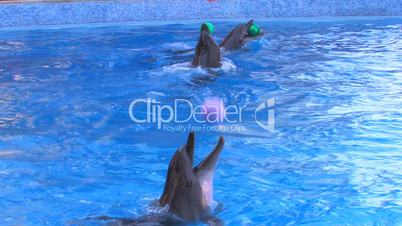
[220,19,264,50]
[192,24,222,68]
[159,132,225,221]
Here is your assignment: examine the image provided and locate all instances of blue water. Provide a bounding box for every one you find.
[1,17,402,225]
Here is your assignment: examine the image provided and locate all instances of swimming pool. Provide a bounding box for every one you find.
[1,17,402,225]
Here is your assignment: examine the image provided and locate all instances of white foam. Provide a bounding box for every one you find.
[147,91,165,98]
[161,62,208,75]
[145,199,170,215]
[218,57,237,72]
[162,42,192,50]
[160,57,235,76]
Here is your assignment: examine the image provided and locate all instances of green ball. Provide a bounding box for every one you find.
[248,24,260,37]
[202,22,215,35]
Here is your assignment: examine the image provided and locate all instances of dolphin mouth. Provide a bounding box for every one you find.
[182,131,225,175]
[203,32,215,44]
[192,134,224,206]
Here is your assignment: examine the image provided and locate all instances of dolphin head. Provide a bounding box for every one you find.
[243,19,264,41]
[220,19,264,50]
[192,24,222,68]
[159,132,225,221]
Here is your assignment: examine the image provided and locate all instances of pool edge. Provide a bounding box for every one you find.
[1,0,402,27]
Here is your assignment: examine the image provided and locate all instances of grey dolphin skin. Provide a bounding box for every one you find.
[220,19,264,50]
[192,24,222,68]
[159,132,225,221]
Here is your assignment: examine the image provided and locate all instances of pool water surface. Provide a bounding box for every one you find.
[0,17,402,225]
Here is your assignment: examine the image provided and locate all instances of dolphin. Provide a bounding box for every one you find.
[192,24,222,68]
[220,19,264,50]
[159,132,225,221]
[77,133,224,226]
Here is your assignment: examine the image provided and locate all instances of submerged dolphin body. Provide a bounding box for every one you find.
[159,132,225,221]
[220,20,264,50]
[192,24,222,68]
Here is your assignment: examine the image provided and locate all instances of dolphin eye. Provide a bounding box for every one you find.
[186,180,192,188]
